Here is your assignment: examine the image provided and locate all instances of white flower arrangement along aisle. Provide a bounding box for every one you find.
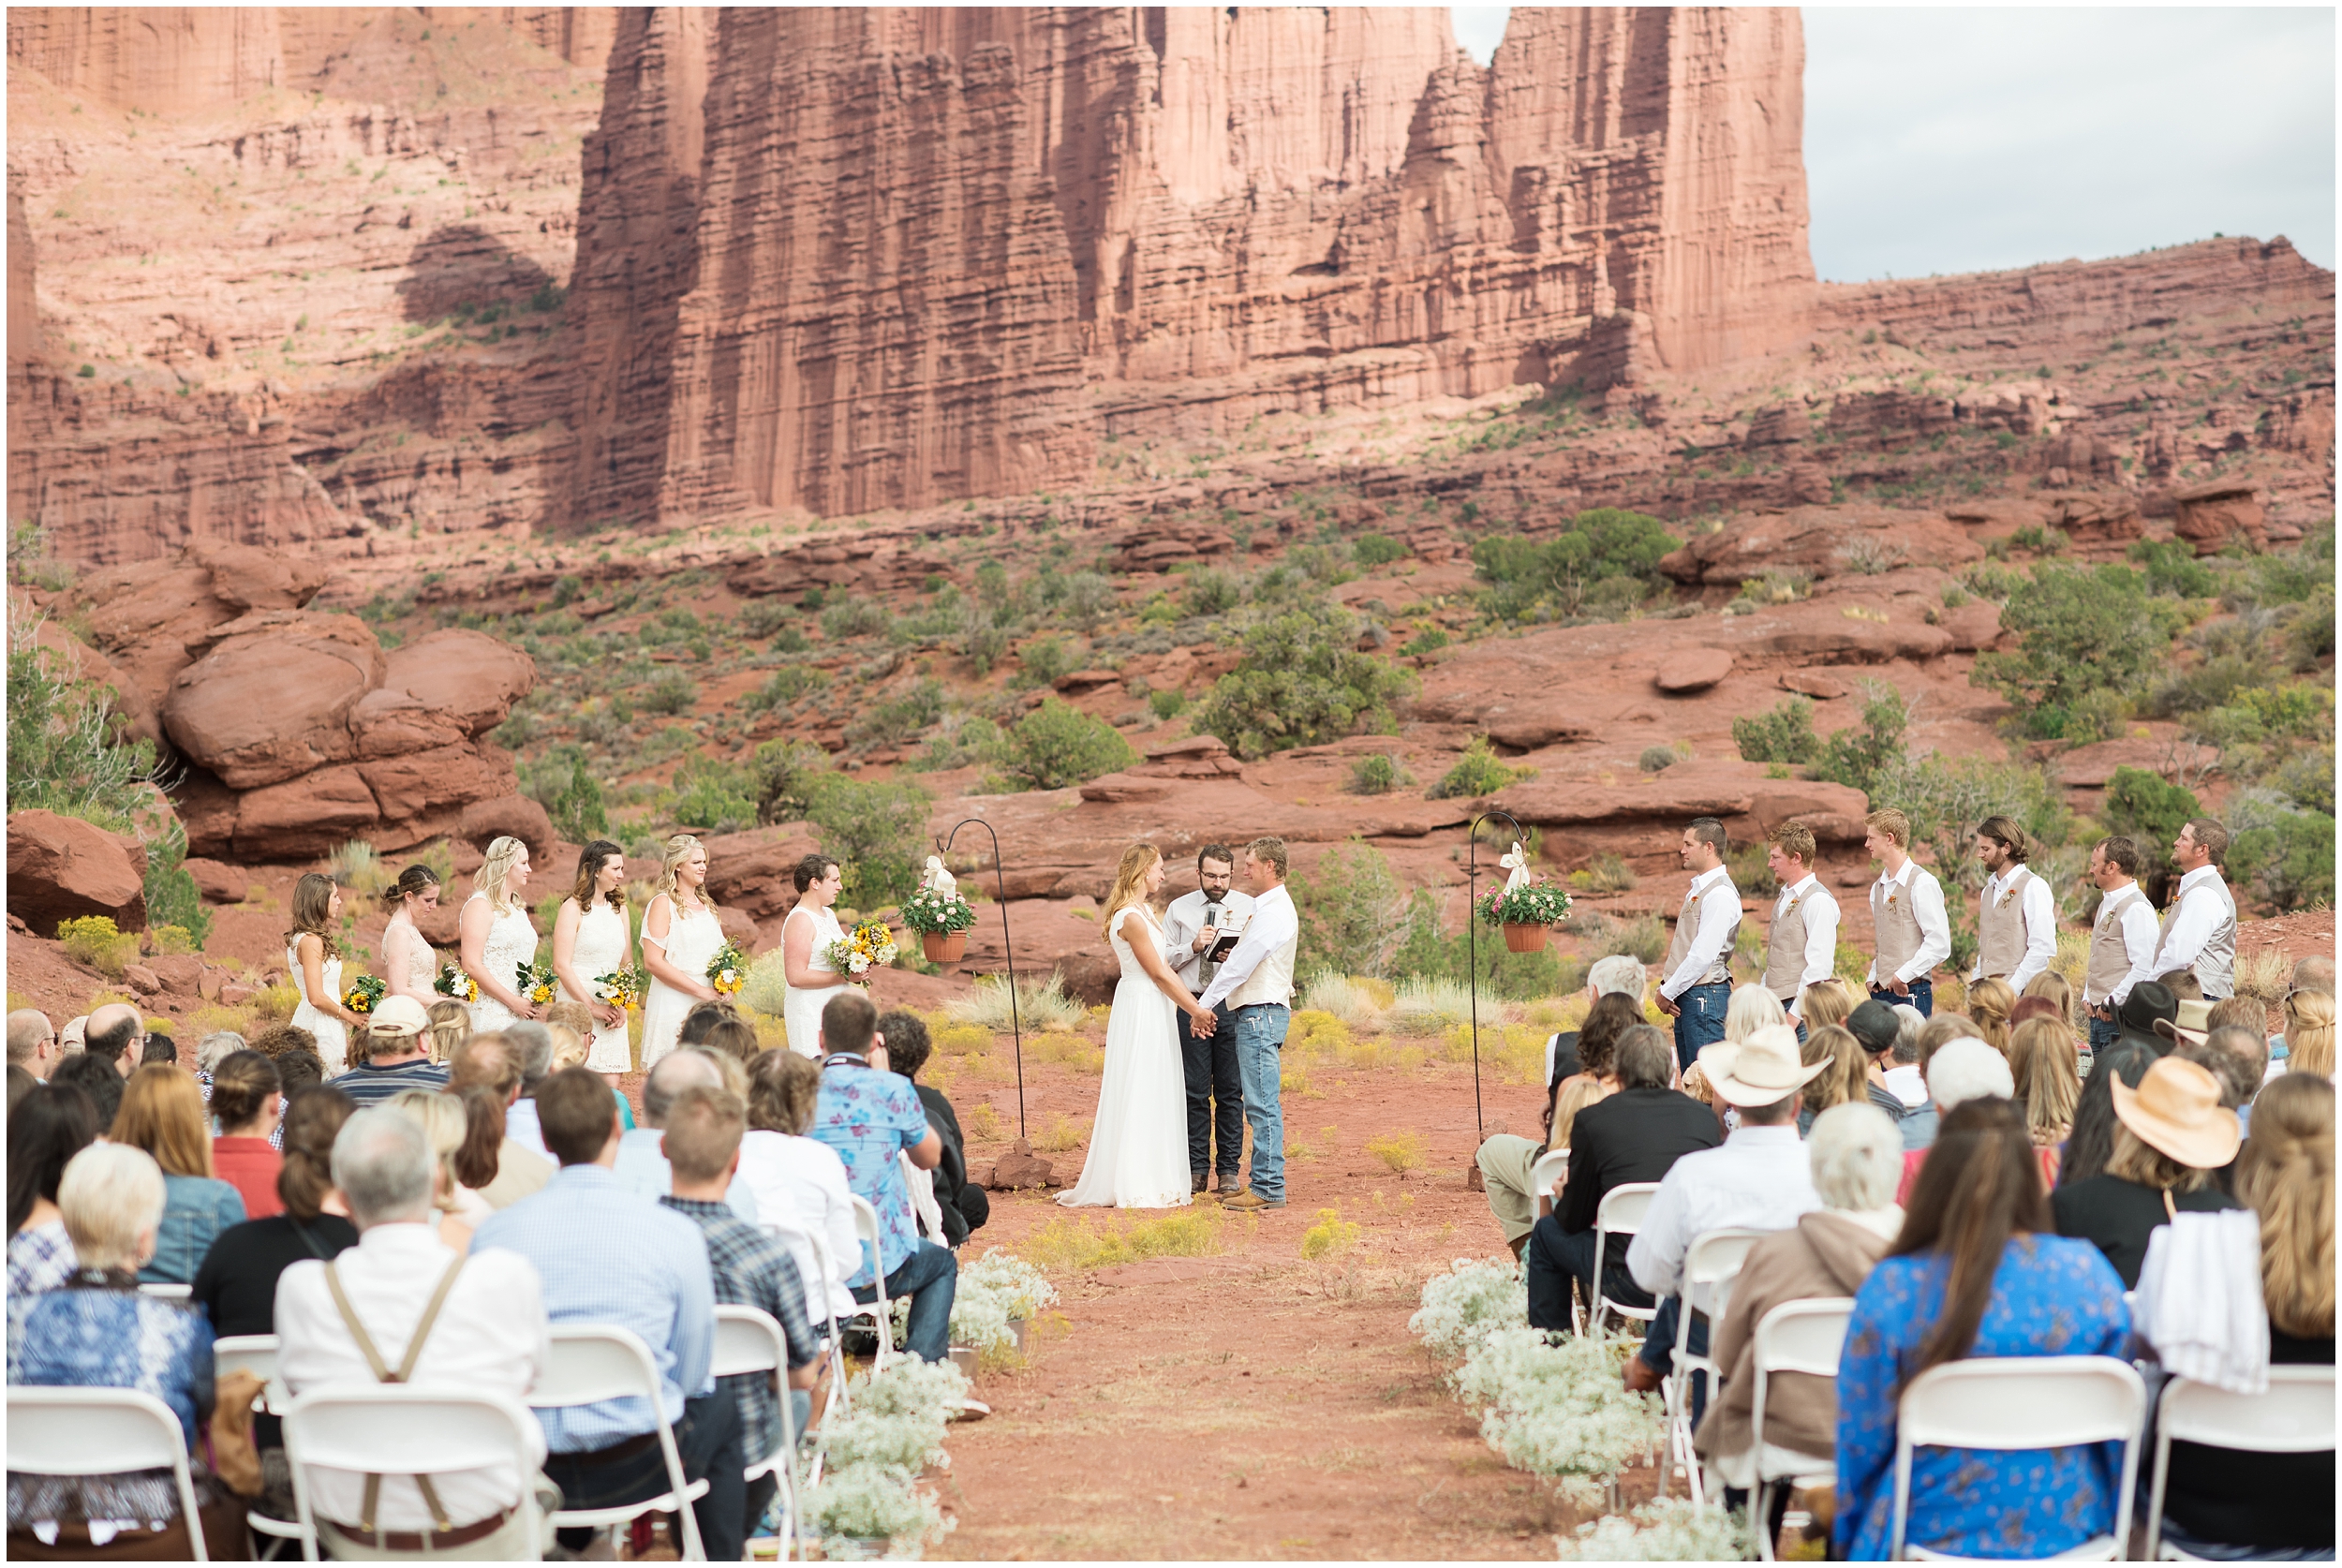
[1409,1258,1756,1561]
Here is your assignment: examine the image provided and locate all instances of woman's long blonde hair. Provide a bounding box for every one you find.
[654,834,704,903]
[2235,1073,2335,1338]
[1102,843,1163,932]
[2286,988,2335,1078]
[2022,970,2078,1029]
[2008,1016,2079,1142]
[1800,1024,1869,1114]
[1966,976,2016,1055]
[1799,978,1856,1035]
[476,836,528,913]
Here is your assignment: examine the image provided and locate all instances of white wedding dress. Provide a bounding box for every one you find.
[1059,906,1192,1209]
[463,893,540,1035]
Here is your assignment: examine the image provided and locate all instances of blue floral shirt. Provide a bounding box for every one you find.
[808,1058,929,1289]
[1835,1234,2129,1561]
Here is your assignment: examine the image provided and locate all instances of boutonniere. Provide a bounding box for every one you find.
[1994,886,2018,909]
[1782,894,1801,916]
[1883,890,1900,911]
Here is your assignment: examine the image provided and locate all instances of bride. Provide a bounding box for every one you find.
[1060,843,1216,1210]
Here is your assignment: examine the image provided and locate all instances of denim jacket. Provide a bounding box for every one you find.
[139,1176,246,1285]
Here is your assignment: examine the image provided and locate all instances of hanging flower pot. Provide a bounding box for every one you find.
[922,929,969,965]
[1478,876,1574,954]
[1502,922,1550,954]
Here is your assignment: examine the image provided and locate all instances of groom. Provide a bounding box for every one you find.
[1194,836,1298,1211]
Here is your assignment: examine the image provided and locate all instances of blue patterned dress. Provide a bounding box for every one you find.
[1834,1233,2130,1561]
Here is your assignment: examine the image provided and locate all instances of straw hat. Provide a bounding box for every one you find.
[2111,1056,2241,1170]
[1696,1024,1829,1108]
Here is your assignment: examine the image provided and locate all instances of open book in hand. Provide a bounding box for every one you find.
[1202,910,1248,965]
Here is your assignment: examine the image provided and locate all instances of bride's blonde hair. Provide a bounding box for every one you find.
[1102,843,1163,932]
[475,836,528,913]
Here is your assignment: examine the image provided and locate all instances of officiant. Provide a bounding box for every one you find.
[1165,843,1251,1196]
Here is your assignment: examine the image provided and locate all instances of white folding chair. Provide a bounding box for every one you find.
[1530,1148,1570,1220]
[530,1324,709,1561]
[1747,1296,1855,1561]
[1890,1355,2146,1561]
[281,1385,548,1563]
[2144,1366,2335,1561]
[138,1280,193,1300]
[835,1194,897,1369]
[8,1386,210,1561]
[715,1305,804,1561]
[211,1335,303,1552]
[1590,1182,1662,1339]
[1662,1227,1768,1502]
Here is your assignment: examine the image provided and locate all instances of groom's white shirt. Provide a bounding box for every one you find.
[1164,887,1256,984]
[1197,884,1298,1013]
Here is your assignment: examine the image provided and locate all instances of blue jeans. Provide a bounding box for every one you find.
[1638,1294,1715,1424]
[2088,1014,2121,1054]
[1525,1215,1649,1333]
[1871,976,1934,1017]
[1671,982,1730,1073]
[1232,1003,1289,1202]
[852,1238,957,1363]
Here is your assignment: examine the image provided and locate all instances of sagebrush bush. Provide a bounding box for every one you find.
[1349,752,1408,794]
[1430,737,1525,800]
[57,916,138,979]
[948,972,1087,1032]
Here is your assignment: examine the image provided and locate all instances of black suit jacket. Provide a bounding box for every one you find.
[913,1083,989,1246]
[1556,1087,1723,1269]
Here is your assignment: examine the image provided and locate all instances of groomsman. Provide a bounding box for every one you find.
[1164,844,1251,1195]
[2083,836,2159,1054]
[1655,818,1740,1072]
[1863,808,1949,1017]
[1968,815,2056,992]
[2150,818,2239,1001]
[1762,823,1839,1034]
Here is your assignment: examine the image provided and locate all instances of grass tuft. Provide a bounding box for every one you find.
[1021,1205,1225,1272]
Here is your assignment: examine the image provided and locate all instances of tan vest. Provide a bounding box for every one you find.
[2157,873,2238,998]
[1871,867,1934,981]
[1975,865,2037,979]
[2084,884,2148,1005]
[1667,875,1741,988]
[1762,881,1834,1001]
[1226,920,1298,1010]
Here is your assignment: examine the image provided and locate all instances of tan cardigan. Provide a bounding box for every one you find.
[1693,1209,1896,1470]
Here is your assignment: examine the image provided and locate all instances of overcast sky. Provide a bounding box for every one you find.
[1451,7,2335,281]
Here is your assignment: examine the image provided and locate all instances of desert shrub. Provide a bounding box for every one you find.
[2127,539,2218,599]
[994,698,1134,791]
[1571,910,1667,964]
[141,822,210,949]
[2229,807,2335,912]
[7,625,160,834]
[1353,533,1407,568]
[1017,635,1079,688]
[1023,1206,1223,1272]
[1297,974,1392,1028]
[948,972,1087,1033]
[845,678,947,751]
[1399,626,1450,656]
[1807,683,1910,796]
[1726,841,1778,898]
[328,840,394,898]
[749,738,830,823]
[1566,854,1638,895]
[1834,535,1906,574]
[1430,737,1526,800]
[667,752,758,835]
[907,713,1006,773]
[1181,568,1244,618]
[804,774,930,904]
[821,597,891,641]
[1975,565,2176,737]
[545,757,612,843]
[739,599,795,638]
[2149,653,2259,718]
[744,663,828,713]
[2186,682,2335,787]
[1472,510,1679,622]
[1146,688,1187,720]
[1883,752,2073,897]
[738,950,791,1016]
[1366,1131,1427,1174]
[58,916,139,978]
[1388,894,1575,998]
[1052,570,1118,631]
[1348,753,1408,795]
[1299,1206,1362,1260]
[1190,601,1414,760]
[2101,766,2199,862]
[2270,747,2335,816]
[1731,569,1812,609]
[1733,696,1820,765]
[1290,838,1411,980]
[1637,745,1678,774]
[640,670,697,716]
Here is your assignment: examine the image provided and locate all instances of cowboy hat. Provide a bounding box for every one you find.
[2111,1056,2240,1171]
[1697,1024,1829,1108]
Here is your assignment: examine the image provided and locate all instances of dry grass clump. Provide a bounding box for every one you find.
[1386,977,1509,1036]
[1031,1030,1103,1073]
[1032,1113,1089,1153]
[1022,1206,1225,1273]
[2232,949,2293,1006]
[963,1103,1006,1142]
[930,1018,993,1056]
[1441,1021,1549,1084]
[949,972,1088,1032]
[1366,1131,1428,1174]
[1298,973,1393,1028]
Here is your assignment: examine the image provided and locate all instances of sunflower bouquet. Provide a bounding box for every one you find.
[514,960,559,1009]
[434,963,480,1003]
[596,968,648,1010]
[823,920,899,982]
[705,941,748,998]
[342,974,387,1014]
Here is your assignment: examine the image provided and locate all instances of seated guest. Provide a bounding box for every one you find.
[2022,969,2079,1031]
[1481,991,1642,1258]
[658,1083,823,1538]
[7,1065,33,1119]
[387,1089,491,1250]
[1796,977,1857,1038]
[111,1066,245,1284]
[329,997,449,1106]
[1845,1000,1912,1131]
[615,1049,759,1217]
[2058,1034,2159,1190]
[7,1143,238,1560]
[2283,987,2335,1079]
[206,1050,285,1220]
[496,1023,557,1160]
[1696,1102,1903,1539]
[545,1003,637,1132]
[1794,1024,1867,1135]
[274,1106,551,1560]
[879,1012,990,1247]
[1543,955,1647,1087]
[140,1031,178,1069]
[1890,1012,1985,1151]
[1624,1025,1824,1396]
[700,1015,763,1071]
[2007,1016,2080,1177]
[190,1088,360,1340]
[424,999,470,1065]
[2053,1055,2243,1287]
[471,1067,744,1561]
[2146,1073,2334,1558]
[1724,984,1786,1045]
[742,1050,859,1329]
[8,1083,96,1297]
[1894,1038,2014,1203]
[49,1052,123,1134]
[2199,1023,2268,1139]
[2159,969,2205,1002]
[447,1033,553,1208]
[1525,1025,1719,1335]
[1965,976,2017,1057]
[808,992,956,1363]
[8,1009,58,1082]
[1836,1098,2129,1558]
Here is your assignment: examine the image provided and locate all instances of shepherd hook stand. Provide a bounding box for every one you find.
[1465,808,1528,1142]
[938,818,1026,1139]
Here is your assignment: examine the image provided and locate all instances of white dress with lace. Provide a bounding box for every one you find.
[379,915,437,1010]
[288,939,348,1075]
[782,902,848,1059]
[464,894,540,1035]
[558,899,634,1073]
[641,896,725,1072]
[1058,907,1191,1209]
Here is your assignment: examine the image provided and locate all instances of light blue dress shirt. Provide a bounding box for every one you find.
[611,1126,760,1220]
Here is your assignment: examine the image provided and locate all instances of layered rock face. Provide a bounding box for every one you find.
[568,5,1817,525]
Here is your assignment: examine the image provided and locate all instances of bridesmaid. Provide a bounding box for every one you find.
[781,853,850,1058]
[458,836,543,1034]
[378,863,443,1009]
[639,834,725,1071]
[287,873,363,1075]
[554,839,635,1088]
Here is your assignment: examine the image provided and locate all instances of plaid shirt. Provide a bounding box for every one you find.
[659,1196,818,1467]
